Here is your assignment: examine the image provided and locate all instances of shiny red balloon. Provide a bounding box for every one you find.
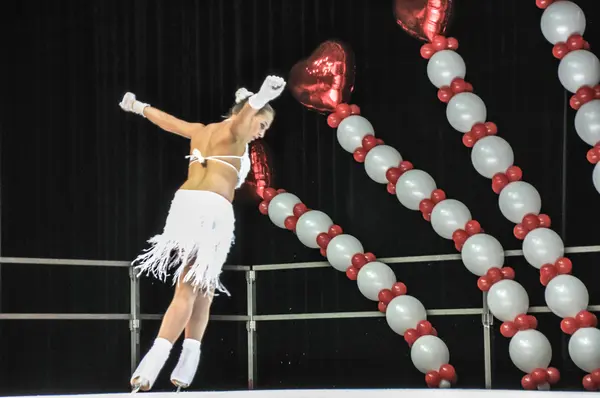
[394,0,454,43]
[247,141,273,199]
[289,40,355,113]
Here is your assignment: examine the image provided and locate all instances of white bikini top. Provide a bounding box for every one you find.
[186,145,251,189]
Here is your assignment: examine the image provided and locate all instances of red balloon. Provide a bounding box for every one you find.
[501,267,515,280]
[316,233,331,249]
[289,40,355,113]
[576,311,598,328]
[552,42,569,59]
[284,216,298,231]
[538,214,551,228]
[430,189,446,204]
[263,188,278,202]
[392,282,408,296]
[377,301,388,313]
[583,374,597,391]
[346,266,358,281]
[485,122,498,135]
[328,224,343,237]
[487,267,503,283]
[336,104,352,118]
[560,317,578,335]
[378,289,394,304]
[568,34,585,51]
[394,0,454,43]
[477,276,491,292]
[386,182,397,195]
[362,135,378,151]
[577,86,595,103]
[465,220,481,235]
[353,148,366,163]
[521,374,537,390]
[555,257,572,274]
[417,320,433,335]
[592,369,600,384]
[522,214,540,230]
[258,201,269,215]
[404,328,419,346]
[546,367,560,384]
[364,252,377,262]
[500,322,517,338]
[350,104,361,115]
[425,371,441,388]
[439,364,456,382]
[293,203,308,218]
[327,113,342,128]
[513,223,528,240]
[351,253,367,269]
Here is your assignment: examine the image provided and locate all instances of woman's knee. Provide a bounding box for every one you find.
[173,281,198,305]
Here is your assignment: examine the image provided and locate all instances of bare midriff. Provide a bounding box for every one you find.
[179,122,246,203]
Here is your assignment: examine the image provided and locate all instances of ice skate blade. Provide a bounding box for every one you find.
[130,378,150,393]
[171,379,189,392]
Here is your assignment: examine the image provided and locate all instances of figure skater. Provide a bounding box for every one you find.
[119,75,286,392]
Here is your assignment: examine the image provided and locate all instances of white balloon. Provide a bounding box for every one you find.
[575,100,600,147]
[461,234,504,276]
[364,145,403,184]
[430,199,472,240]
[540,1,586,44]
[487,280,530,322]
[295,210,333,249]
[498,181,542,224]
[426,50,467,88]
[336,116,375,153]
[395,169,437,211]
[326,234,364,272]
[446,93,487,133]
[594,163,600,194]
[411,335,450,374]
[545,275,589,318]
[385,295,427,336]
[356,261,396,301]
[522,228,564,269]
[471,136,514,179]
[267,193,302,229]
[568,327,600,373]
[509,330,552,373]
[558,50,600,93]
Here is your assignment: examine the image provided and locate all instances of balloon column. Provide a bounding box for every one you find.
[257,188,457,388]
[417,29,599,390]
[327,106,560,390]
[536,0,600,195]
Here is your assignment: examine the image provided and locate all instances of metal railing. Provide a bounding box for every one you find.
[1,245,599,389]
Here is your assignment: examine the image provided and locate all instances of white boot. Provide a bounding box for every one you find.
[170,338,201,389]
[130,337,172,392]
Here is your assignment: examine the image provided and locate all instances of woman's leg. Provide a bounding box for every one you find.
[170,289,214,388]
[131,268,198,391]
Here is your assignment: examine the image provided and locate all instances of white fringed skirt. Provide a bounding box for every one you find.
[132,190,235,295]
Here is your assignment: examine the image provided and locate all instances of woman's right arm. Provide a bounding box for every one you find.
[119,92,203,139]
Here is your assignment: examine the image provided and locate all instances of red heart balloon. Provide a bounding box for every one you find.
[289,40,355,114]
[394,0,454,42]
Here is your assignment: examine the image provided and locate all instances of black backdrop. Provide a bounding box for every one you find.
[0,0,599,394]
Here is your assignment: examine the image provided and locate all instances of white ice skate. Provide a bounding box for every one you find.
[170,339,201,391]
[130,338,172,393]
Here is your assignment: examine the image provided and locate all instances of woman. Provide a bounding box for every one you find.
[119,75,286,392]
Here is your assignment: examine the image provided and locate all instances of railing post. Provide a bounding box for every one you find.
[246,269,257,389]
[482,291,493,389]
[129,267,141,373]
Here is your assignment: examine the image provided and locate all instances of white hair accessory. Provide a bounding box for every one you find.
[235,88,254,104]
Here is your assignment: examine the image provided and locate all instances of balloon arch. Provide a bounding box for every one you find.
[249,0,600,392]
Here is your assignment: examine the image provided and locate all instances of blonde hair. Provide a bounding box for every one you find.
[226,87,275,118]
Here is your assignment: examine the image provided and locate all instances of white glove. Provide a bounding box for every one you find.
[119,92,150,118]
[248,75,286,110]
